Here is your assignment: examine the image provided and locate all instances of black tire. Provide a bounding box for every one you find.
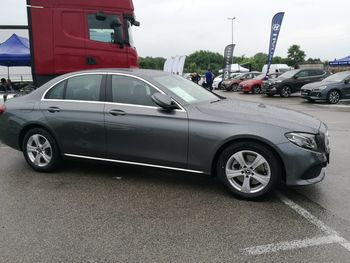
[218,81,223,90]
[225,85,232,91]
[280,86,292,98]
[22,128,61,172]
[252,85,261,94]
[216,141,281,199]
[327,90,341,104]
[232,84,239,92]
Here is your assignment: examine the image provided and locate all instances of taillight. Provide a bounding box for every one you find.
[0,105,6,114]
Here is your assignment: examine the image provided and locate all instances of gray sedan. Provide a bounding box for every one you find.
[301,71,350,104]
[0,69,330,199]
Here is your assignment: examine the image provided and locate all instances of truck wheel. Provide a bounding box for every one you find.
[252,85,261,94]
[22,128,61,172]
[327,90,341,104]
[280,86,292,98]
[217,141,281,199]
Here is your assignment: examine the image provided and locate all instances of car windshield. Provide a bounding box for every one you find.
[153,74,219,104]
[254,74,266,80]
[278,69,299,78]
[323,71,350,82]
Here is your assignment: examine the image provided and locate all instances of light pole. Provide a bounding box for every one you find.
[227,17,236,64]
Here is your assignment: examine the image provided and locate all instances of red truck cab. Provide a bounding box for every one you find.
[27,0,139,86]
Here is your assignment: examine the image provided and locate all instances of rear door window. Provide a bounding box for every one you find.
[45,81,66,99]
[65,75,103,101]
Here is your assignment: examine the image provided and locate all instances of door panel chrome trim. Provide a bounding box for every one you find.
[64,153,204,174]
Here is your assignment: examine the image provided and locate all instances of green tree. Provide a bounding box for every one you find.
[139,57,166,70]
[287,45,306,67]
[184,50,224,75]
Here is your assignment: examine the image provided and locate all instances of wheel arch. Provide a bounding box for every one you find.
[327,88,343,98]
[210,136,286,182]
[18,122,61,153]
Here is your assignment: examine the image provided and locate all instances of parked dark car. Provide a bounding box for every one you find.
[262,69,330,97]
[0,69,330,199]
[301,71,350,104]
[222,71,261,91]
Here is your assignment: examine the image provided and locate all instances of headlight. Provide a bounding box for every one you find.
[313,86,327,91]
[274,80,283,83]
[285,132,318,151]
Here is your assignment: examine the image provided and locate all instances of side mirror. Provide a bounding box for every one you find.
[293,75,298,79]
[151,93,177,111]
[96,12,107,21]
[110,18,124,48]
[344,79,350,84]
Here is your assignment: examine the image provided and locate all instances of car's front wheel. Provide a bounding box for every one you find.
[327,90,341,104]
[23,128,61,172]
[252,85,261,94]
[280,86,292,98]
[217,141,281,199]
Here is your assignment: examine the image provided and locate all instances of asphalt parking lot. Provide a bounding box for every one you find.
[0,92,350,262]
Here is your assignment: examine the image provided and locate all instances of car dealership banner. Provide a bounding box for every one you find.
[266,12,285,75]
[222,44,235,81]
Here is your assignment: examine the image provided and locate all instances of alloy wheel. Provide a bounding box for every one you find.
[280,86,291,98]
[328,90,340,104]
[225,150,271,194]
[26,134,52,167]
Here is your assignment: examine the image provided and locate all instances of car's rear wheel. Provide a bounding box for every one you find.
[280,86,291,98]
[217,141,281,199]
[23,128,60,172]
[232,84,239,92]
[252,85,261,94]
[327,90,341,104]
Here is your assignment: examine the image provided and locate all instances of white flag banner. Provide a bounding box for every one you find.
[171,56,180,74]
[163,58,170,72]
[177,56,186,76]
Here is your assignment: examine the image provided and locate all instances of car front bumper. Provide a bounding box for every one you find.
[277,140,329,186]
[262,83,279,95]
[301,89,327,100]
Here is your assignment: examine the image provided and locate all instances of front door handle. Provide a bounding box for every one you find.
[47,107,61,113]
[109,109,126,116]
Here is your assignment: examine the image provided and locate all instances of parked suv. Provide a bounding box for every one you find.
[262,69,330,97]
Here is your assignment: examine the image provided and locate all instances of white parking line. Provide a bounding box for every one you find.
[242,235,344,255]
[241,194,350,255]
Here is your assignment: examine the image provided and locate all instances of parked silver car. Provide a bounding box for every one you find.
[0,69,330,199]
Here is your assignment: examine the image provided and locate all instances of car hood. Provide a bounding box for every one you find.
[240,79,261,86]
[302,80,339,90]
[196,99,321,133]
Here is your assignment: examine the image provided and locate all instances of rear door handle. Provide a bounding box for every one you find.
[109,109,126,116]
[47,107,61,113]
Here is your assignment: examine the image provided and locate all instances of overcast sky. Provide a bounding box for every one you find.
[1,0,349,61]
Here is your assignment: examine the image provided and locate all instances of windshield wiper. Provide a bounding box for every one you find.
[210,99,222,104]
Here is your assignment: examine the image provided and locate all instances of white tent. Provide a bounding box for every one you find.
[218,64,249,73]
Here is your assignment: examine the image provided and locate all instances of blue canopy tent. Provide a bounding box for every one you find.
[329,56,350,67]
[0,33,31,79]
